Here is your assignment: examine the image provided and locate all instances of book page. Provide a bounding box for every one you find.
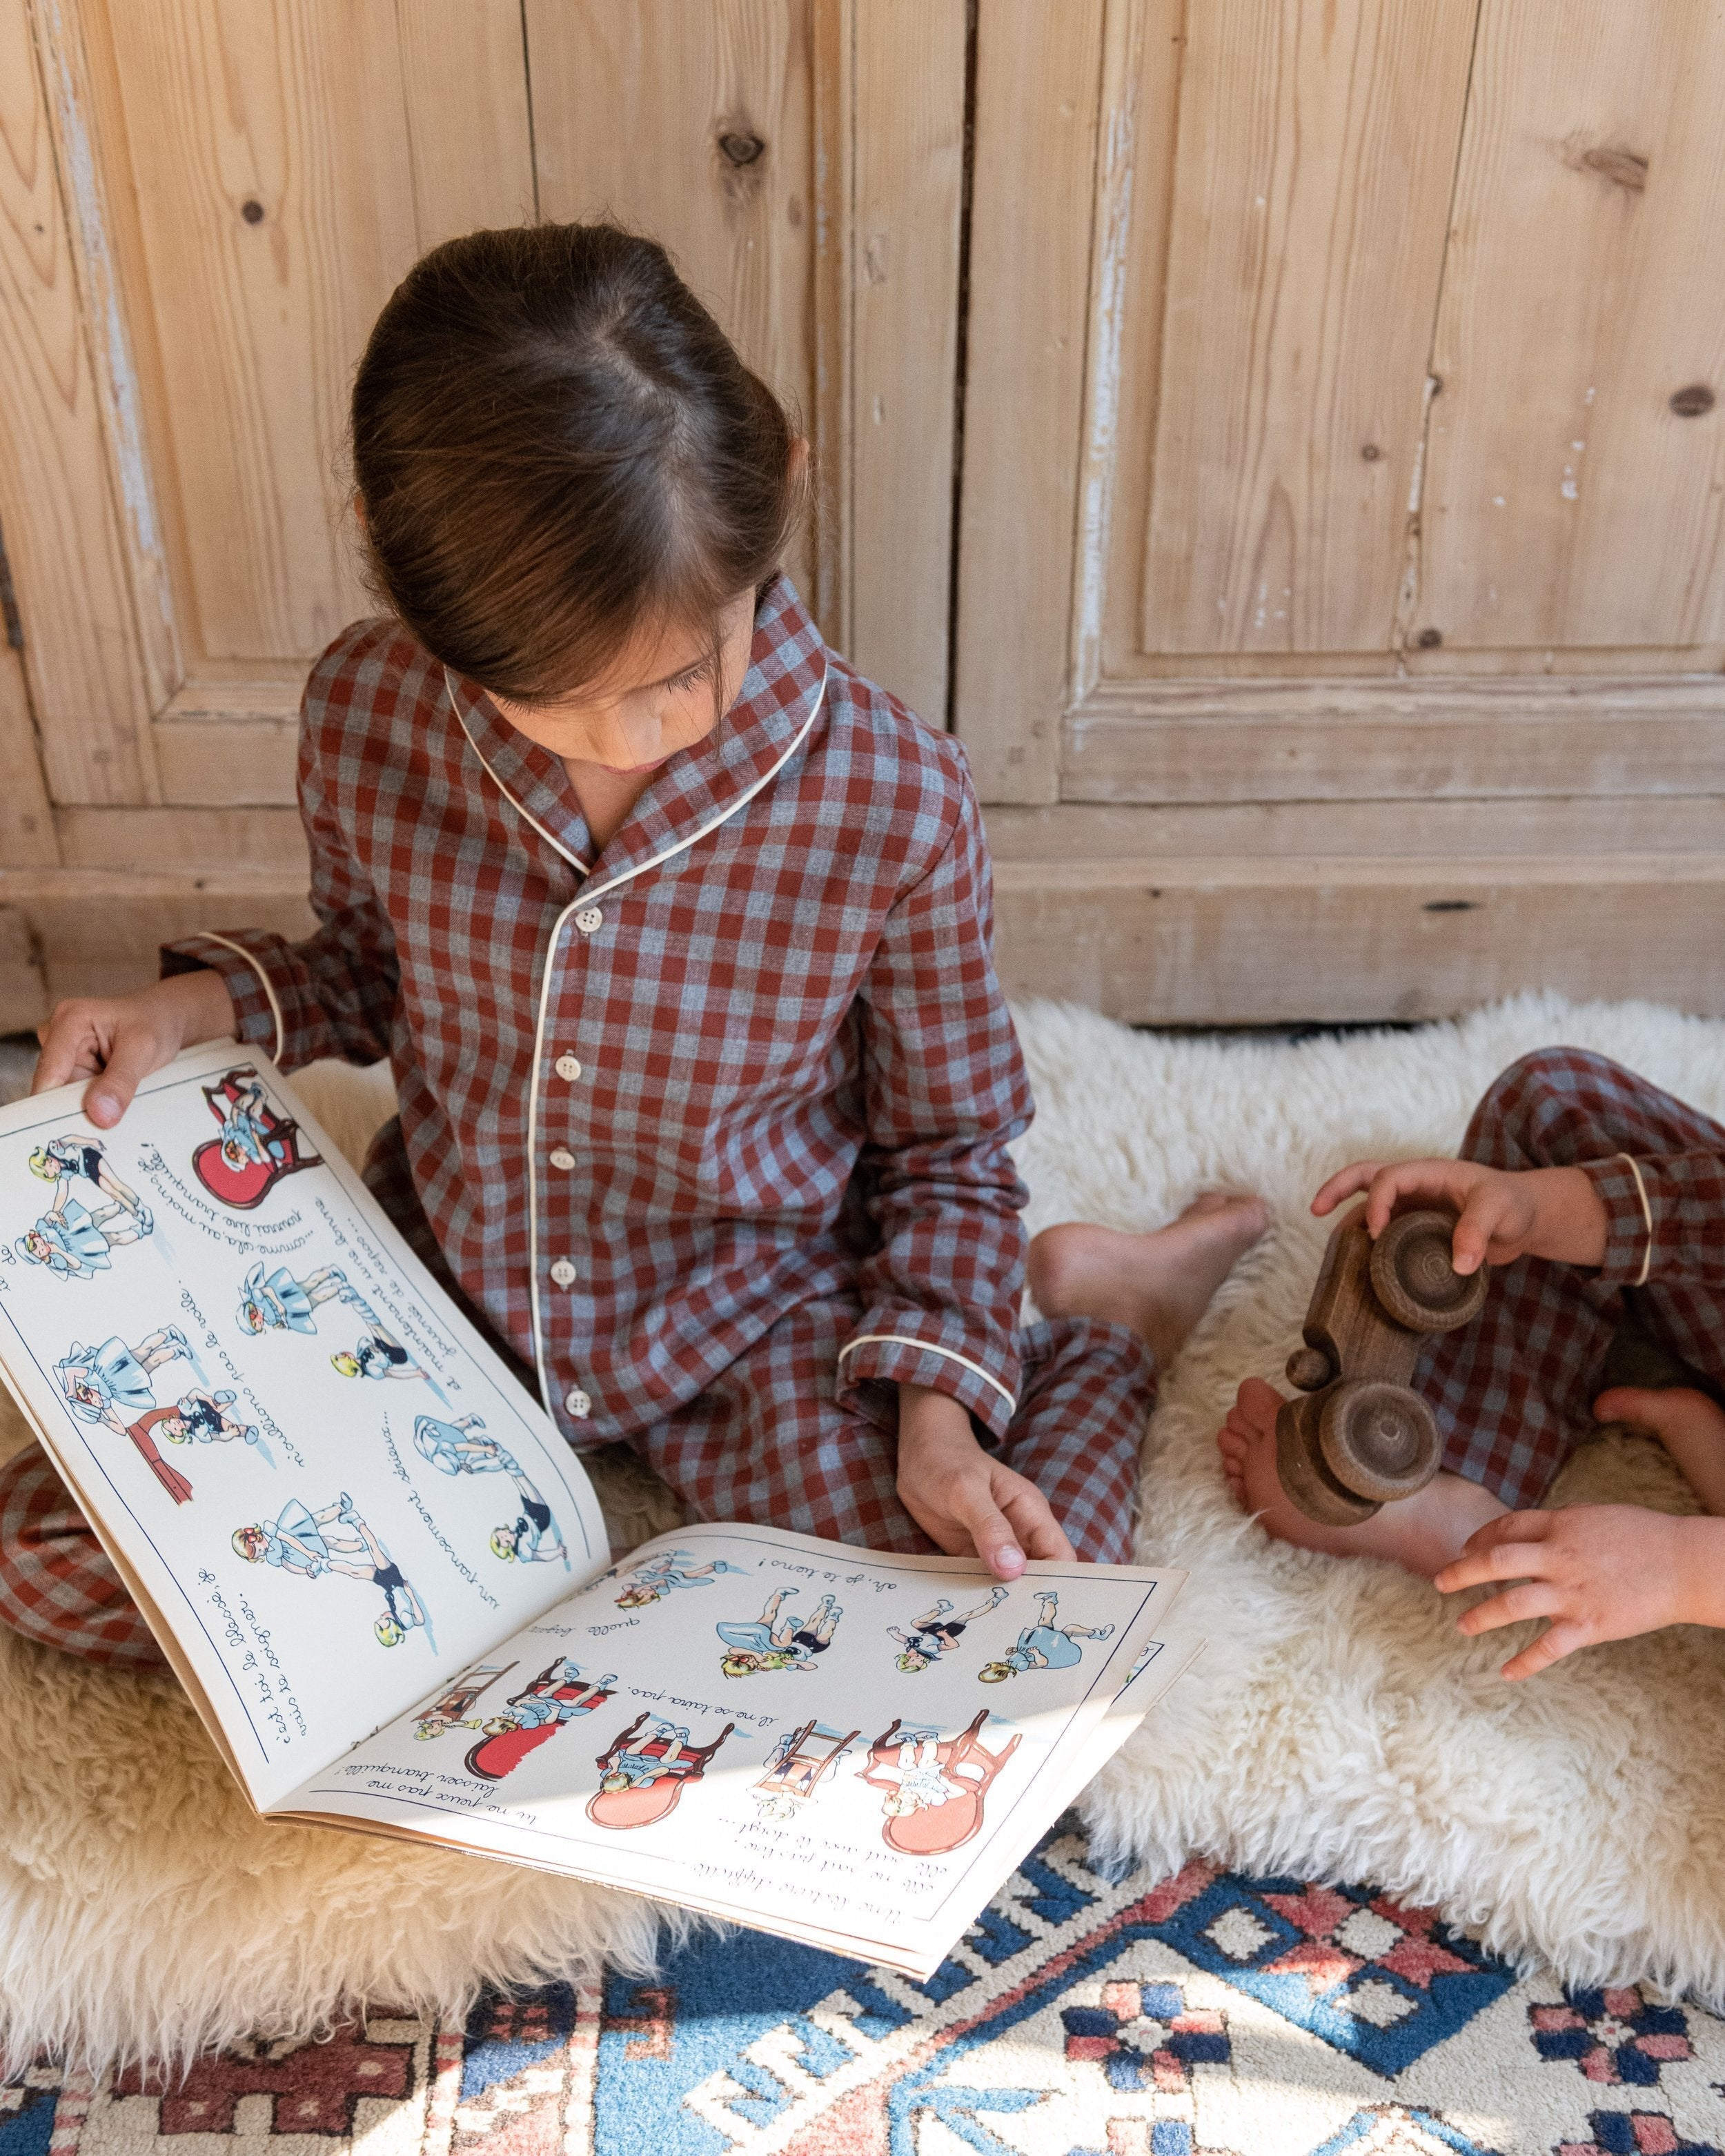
[0,1042,609,1809]
[275,1524,1184,1976]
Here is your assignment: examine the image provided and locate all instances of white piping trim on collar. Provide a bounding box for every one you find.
[444,667,591,876]
[195,933,285,1065]
[519,656,829,1417]
[838,1333,1018,1417]
[1617,1151,1654,1289]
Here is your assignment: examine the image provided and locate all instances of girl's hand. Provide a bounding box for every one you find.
[32,972,237,1126]
[1310,1157,1607,1275]
[1434,1505,1725,1680]
[896,1383,1074,1579]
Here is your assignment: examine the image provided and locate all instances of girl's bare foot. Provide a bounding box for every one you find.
[1217,1376,1506,1577]
[1027,1194,1270,1368]
[1595,1385,1725,1515]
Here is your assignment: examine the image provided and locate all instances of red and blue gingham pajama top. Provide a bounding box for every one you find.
[162,575,1153,1563]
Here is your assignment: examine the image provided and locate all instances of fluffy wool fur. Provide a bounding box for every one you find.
[4,994,1725,2067]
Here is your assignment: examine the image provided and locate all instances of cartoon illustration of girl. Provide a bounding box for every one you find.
[717,1588,842,1677]
[193,1070,320,1210]
[29,1136,152,1229]
[18,1198,142,1282]
[414,1663,515,1739]
[751,1721,859,1820]
[51,1329,235,1502]
[232,1494,426,1647]
[462,1659,617,1780]
[585,1712,735,1828]
[411,1414,568,1567]
[859,1710,1023,1855]
[331,1313,426,1383]
[887,1585,1009,1673]
[613,1547,747,1608]
[238,1262,351,1336]
[976,1591,1114,1683]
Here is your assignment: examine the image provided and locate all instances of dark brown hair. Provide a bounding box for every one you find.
[351,222,807,701]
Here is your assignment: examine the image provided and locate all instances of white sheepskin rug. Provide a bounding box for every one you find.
[3,991,1724,2068]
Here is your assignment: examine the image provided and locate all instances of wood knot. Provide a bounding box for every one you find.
[1416,626,1443,648]
[1360,444,1383,462]
[718,131,765,168]
[240,198,265,224]
[1577,143,1648,193]
[1670,383,1716,418]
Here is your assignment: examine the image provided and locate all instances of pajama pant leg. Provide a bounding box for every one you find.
[1414,1048,1725,1508]
[0,1442,167,1668]
[629,1298,1154,1563]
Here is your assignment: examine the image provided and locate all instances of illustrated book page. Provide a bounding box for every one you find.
[0,1042,609,1810]
[275,1523,1187,1977]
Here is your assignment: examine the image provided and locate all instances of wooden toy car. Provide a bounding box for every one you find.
[1276,1208,1490,1525]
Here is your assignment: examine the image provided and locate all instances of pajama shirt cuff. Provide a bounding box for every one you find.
[836,1326,1020,1443]
[162,933,290,1060]
[1578,1155,1653,1287]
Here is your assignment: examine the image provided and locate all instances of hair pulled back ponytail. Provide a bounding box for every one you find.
[351,222,807,701]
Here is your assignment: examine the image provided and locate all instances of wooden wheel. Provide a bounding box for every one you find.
[1317,1379,1441,1503]
[1369,1209,1490,1332]
[1274,1391,1381,1526]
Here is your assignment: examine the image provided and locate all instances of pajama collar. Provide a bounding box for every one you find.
[441,573,829,896]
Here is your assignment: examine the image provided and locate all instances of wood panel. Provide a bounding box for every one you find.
[1062,676,1725,803]
[988,843,1725,1025]
[99,0,537,671]
[0,640,57,867]
[845,0,966,722]
[1422,1,1725,651]
[1138,0,1477,657]
[525,0,819,605]
[53,806,308,870]
[952,0,1105,802]
[0,0,154,801]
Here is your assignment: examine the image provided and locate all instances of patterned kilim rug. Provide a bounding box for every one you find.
[7,1817,1723,2156]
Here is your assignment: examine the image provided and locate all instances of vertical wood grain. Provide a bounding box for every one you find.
[0,636,59,867]
[396,0,535,249]
[525,1,818,602]
[847,0,965,722]
[953,0,1105,802]
[0,0,153,802]
[1421,1,1725,651]
[1138,0,1477,656]
[102,0,422,662]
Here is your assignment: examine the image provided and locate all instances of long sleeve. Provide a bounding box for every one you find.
[1580,1151,1725,1288]
[835,765,1032,1441]
[162,691,400,1071]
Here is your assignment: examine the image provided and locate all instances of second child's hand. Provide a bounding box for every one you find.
[896,1382,1074,1580]
[1309,1157,1609,1276]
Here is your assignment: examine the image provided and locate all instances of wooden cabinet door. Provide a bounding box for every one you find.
[0,0,965,1025]
[960,0,1725,1022]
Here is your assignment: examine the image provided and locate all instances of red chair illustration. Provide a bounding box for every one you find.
[859,1709,1022,1856]
[584,1712,735,1830]
[753,1720,860,1814]
[192,1071,322,1211]
[463,1660,615,1781]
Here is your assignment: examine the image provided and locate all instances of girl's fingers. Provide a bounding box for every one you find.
[1434,1534,1552,1593]
[1450,1184,1512,1275]
[1311,1163,1382,1218]
[83,1029,164,1127]
[1361,1160,1464,1236]
[1454,1507,1553,1559]
[997,1478,1072,1564]
[1454,1582,1562,1634]
[30,1018,100,1095]
[1499,1619,1590,1683]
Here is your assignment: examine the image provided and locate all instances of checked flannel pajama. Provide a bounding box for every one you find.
[0,574,1154,1668]
[1416,1047,1725,1510]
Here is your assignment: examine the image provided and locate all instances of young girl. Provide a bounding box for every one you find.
[1216,1048,1725,1681]
[8,221,1263,1670]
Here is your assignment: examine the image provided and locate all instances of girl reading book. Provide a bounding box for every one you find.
[9,221,1264,1670]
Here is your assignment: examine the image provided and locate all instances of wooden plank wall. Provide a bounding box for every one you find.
[0,0,966,1029]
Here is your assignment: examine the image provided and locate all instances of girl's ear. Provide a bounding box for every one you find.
[787,437,810,489]
[352,493,368,530]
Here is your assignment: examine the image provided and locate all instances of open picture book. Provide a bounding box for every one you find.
[0,1041,1193,1978]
